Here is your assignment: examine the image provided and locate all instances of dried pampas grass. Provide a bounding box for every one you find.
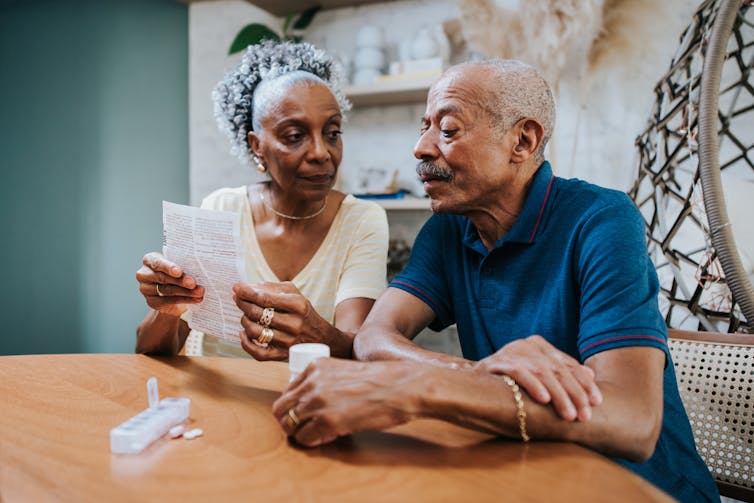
[456,0,698,89]
[456,0,513,60]
[457,0,604,89]
[588,0,700,73]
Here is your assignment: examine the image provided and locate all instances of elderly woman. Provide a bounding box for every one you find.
[135,41,388,360]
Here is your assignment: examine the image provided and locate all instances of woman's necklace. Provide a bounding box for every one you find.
[259,189,327,220]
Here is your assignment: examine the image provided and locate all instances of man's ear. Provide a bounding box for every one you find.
[510,119,544,163]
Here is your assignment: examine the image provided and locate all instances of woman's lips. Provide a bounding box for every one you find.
[301,174,333,184]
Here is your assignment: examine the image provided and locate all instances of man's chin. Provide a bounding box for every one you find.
[427,194,454,214]
[423,181,452,212]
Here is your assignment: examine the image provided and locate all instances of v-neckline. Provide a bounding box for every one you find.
[243,186,349,283]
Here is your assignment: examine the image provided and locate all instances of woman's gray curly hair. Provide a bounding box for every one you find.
[212,40,351,167]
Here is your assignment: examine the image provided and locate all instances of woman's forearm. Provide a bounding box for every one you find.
[325,327,354,359]
[135,309,190,355]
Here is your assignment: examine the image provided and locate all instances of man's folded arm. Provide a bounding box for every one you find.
[418,344,665,462]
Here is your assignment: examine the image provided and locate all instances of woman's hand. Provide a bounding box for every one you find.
[234,282,346,360]
[136,252,204,317]
[272,358,420,447]
[474,335,603,422]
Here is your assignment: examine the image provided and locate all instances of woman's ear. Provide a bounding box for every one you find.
[247,131,269,173]
[510,119,544,163]
[247,131,262,161]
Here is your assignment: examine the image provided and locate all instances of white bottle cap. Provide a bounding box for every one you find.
[289,343,330,382]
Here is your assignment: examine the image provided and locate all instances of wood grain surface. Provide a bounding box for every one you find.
[0,354,673,502]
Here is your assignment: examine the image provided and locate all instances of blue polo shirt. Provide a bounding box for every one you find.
[391,161,719,502]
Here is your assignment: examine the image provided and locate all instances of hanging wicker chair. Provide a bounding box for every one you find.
[629,0,754,333]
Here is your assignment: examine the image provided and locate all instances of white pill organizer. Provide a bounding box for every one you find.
[110,377,190,454]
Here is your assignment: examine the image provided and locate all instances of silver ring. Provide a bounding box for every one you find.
[259,307,275,327]
[156,284,165,297]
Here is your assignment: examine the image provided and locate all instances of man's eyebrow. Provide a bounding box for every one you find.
[422,105,465,124]
[436,105,464,117]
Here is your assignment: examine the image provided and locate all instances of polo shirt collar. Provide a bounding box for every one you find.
[463,161,555,253]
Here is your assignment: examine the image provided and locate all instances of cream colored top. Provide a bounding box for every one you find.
[184,186,389,358]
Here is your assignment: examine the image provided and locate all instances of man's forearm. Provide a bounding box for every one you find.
[416,366,661,463]
[274,356,661,462]
[354,324,471,368]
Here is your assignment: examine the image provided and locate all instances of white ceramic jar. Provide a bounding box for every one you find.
[355,25,383,48]
[353,47,385,70]
[411,28,439,59]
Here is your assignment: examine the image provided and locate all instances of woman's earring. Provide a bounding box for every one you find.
[253,155,267,174]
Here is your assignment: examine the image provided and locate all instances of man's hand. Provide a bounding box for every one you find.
[474,335,602,422]
[272,358,421,447]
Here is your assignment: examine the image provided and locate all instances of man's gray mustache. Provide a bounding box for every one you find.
[416,161,453,181]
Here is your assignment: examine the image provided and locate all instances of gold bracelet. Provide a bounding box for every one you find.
[502,375,530,442]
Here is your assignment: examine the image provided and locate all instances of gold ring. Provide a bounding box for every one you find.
[287,408,301,428]
[258,327,274,345]
[259,307,275,327]
[156,284,165,297]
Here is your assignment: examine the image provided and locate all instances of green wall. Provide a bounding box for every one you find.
[0,0,189,354]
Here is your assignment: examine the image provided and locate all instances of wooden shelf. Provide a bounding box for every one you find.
[241,0,401,17]
[372,196,431,211]
[182,0,403,16]
[345,76,435,107]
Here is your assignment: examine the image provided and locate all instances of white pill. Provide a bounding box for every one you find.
[169,424,186,438]
[183,428,203,440]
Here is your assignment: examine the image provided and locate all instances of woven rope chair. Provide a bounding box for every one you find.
[668,328,754,501]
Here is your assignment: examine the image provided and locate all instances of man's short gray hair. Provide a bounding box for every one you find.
[212,40,351,167]
[476,60,556,162]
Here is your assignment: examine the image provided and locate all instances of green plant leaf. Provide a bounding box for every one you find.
[292,5,321,30]
[228,23,281,55]
[282,13,296,37]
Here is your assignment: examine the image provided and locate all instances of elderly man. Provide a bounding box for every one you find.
[271,60,718,502]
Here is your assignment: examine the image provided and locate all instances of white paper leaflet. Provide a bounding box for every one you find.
[162,201,246,343]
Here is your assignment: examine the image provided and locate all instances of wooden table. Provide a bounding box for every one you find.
[0,354,672,502]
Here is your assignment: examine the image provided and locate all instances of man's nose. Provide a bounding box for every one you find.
[414,129,438,160]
